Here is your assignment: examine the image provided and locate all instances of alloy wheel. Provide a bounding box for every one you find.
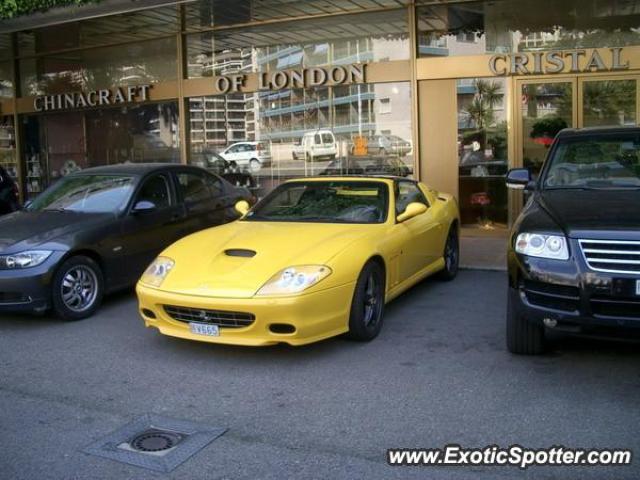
[60,265,98,313]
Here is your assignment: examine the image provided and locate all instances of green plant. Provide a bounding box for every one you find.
[0,0,99,19]
[530,116,568,139]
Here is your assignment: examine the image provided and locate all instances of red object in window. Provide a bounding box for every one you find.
[470,192,491,206]
[532,136,554,146]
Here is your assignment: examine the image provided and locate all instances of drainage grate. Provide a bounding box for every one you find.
[82,414,227,473]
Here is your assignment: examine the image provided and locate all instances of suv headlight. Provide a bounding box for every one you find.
[515,233,569,260]
[257,265,332,296]
[0,250,52,269]
[140,257,175,287]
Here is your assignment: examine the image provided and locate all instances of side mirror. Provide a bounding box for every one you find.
[235,200,250,217]
[506,168,534,190]
[132,200,157,214]
[397,202,428,223]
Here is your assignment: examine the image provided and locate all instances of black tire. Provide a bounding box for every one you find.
[438,225,459,281]
[506,291,545,355]
[346,261,385,342]
[52,255,104,321]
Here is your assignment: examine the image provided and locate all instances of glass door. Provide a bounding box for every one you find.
[517,78,577,179]
[579,77,638,128]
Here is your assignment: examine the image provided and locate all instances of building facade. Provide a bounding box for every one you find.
[1,0,640,233]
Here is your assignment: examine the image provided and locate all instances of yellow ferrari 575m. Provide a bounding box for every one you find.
[136,176,459,346]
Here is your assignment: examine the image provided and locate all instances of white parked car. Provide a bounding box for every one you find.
[219,141,271,172]
[292,130,337,162]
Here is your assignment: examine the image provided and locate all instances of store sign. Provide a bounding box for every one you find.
[33,84,152,112]
[488,48,629,76]
[214,64,366,94]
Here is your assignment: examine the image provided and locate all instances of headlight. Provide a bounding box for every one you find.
[140,257,175,287]
[257,265,332,296]
[515,233,569,260]
[0,250,52,269]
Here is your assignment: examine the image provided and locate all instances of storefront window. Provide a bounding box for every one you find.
[188,82,413,198]
[185,9,409,78]
[457,77,508,230]
[417,0,640,57]
[17,7,178,56]
[22,102,179,197]
[19,37,177,96]
[0,116,17,182]
[0,61,13,98]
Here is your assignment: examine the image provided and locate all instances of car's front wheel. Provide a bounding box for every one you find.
[52,255,104,321]
[347,261,385,342]
[249,158,261,172]
[506,291,545,355]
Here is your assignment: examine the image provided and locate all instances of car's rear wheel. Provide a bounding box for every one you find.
[249,158,261,172]
[52,255,104,321]
[347,261,385,342]
[438,225,459,281]
[506,291,545,355]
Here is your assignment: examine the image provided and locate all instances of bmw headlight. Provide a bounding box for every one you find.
[515,233,569,260]
[0,250,52,269]
[257,265,332,296]
[140,257,175,287]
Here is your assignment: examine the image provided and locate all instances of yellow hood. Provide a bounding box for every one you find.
[158,220,376,298]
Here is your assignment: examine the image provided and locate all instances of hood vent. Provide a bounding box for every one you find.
[224,249,256,258]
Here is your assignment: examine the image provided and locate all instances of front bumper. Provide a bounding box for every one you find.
[509,247,640,335]
[136,282,356,346]
[0,253,64,314]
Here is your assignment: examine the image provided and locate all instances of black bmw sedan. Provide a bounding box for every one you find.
[506,127,640,355]
[0,163,252,320]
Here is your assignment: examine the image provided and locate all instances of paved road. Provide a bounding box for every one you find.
[1,271,639,479]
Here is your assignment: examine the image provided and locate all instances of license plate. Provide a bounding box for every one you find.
[189,323,219,337]
[637,280,640,296]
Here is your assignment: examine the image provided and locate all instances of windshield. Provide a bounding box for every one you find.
[245,181,388,224]
[543,133,640,189]
[28,175,136,213]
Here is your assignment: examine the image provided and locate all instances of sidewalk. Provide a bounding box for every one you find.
[460,230,508,271]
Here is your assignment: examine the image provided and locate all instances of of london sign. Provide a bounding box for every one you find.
[213,63,366,94]
[489,47,629,76]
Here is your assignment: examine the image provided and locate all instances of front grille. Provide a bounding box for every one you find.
[522,280,580,313]
[591,296,640,320]
[0,292,30,304]
[579,239,640,274]
[163,305,255,329]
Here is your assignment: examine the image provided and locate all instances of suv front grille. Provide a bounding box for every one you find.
[163,305,255,329]
[522,280,580,313]
[579,239,640,274]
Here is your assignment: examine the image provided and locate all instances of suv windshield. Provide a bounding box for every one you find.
[245,181,388,224]
[28,175,136,213]
[544,133,640,189]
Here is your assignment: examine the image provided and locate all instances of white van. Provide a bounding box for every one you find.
[292,130,337,162]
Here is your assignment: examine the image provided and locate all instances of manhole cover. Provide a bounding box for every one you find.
[82,414,227,473]
[130,429,184,452]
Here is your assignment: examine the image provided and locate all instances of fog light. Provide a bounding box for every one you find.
[543,318,557,328]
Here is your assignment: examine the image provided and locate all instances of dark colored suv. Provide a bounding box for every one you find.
[0,165,19,215]
[506,126,640,354]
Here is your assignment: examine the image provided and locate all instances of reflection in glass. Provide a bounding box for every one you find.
[0,61,13,97]
[23,102,179,198]
[185,9,409,78]
[457,78,508,230]
[417,0,640,58]
[522,82,573,175]
[20,37,176,95]
[583,80,637,127]
[0,116,17,181]
[188,83,413,199]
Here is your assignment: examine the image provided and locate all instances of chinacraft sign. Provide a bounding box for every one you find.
[488,47,629,76]
[213,63,366,94]
[34,84,152,112]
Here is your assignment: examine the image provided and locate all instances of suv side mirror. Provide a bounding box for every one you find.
[132,200,157,214]
[506,168,534,190]
[397,202,428,222]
